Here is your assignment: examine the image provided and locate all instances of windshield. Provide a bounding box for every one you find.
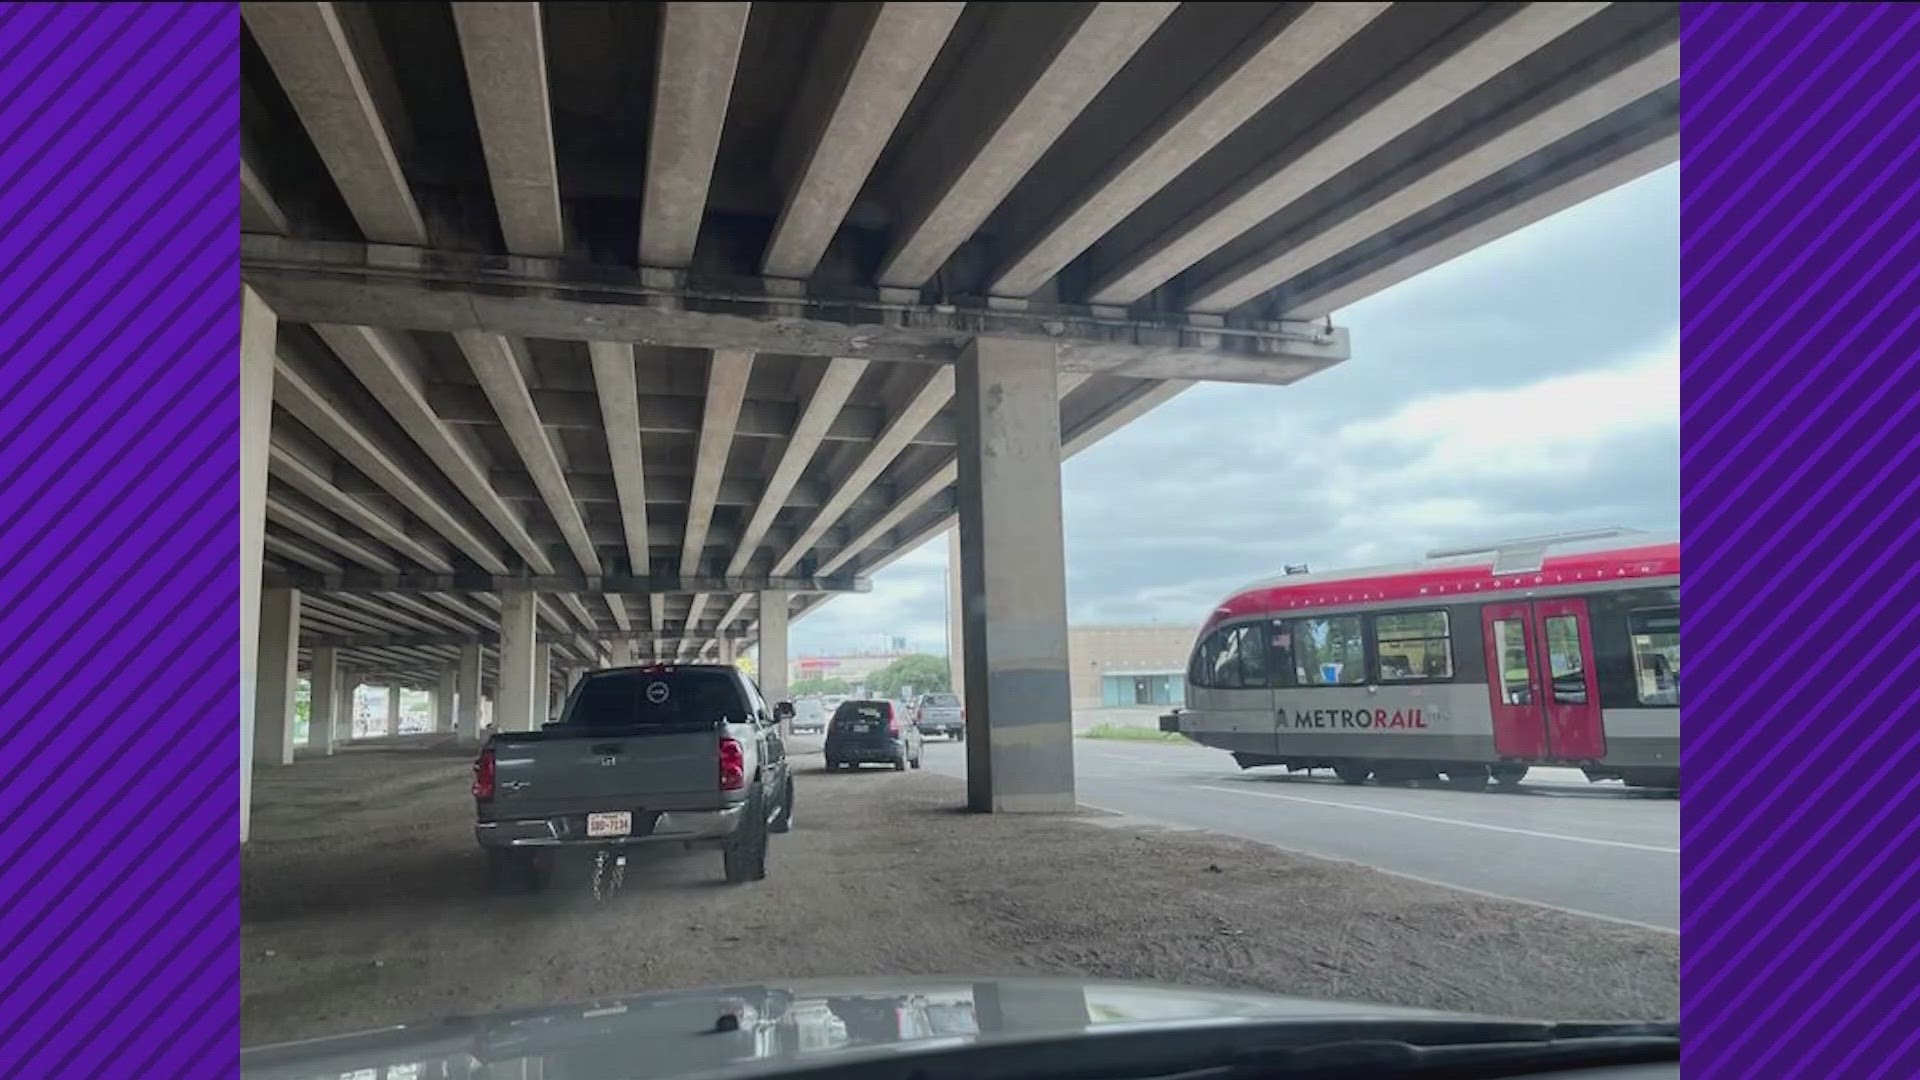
[237,5,1681,1071]
[556,671,750,729]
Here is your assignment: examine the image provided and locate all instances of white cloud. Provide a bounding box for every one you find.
[1336,330,1679,483]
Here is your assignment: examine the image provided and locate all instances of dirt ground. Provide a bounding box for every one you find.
[241,739,1679,1047]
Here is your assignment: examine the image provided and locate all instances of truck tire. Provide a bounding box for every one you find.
[893,752,907,771]
[486,851,540,895]
[723,788,769,883]
[953,728,965,743]
[770,776,795,834]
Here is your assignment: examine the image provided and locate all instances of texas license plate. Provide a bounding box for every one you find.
[586,811,632,837]
[852,723,871,733]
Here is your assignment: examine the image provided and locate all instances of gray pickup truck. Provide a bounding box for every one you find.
[472,664,794,892]
[912,692,965,740]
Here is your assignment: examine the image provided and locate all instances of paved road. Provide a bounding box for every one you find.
[919,737,1680,932]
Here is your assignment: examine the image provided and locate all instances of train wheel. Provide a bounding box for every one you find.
[1490,764,1530,788]
[1334,763,1371,785]
[1444,765,1489,790]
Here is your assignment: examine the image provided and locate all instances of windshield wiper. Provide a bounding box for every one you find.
[1240,1024,1678,1080]
[771,1018,1677,1080]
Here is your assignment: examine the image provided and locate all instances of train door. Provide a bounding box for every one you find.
[1480,600,1606,761]
[1532,598,1605,759]
[1483,603,1547,758]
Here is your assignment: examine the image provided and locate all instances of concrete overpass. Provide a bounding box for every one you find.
[237,1,1679,837]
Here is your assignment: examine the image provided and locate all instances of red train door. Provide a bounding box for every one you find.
[1480,599,1607,761]
[1532,597,1606,760]
[1482,603,1547,758]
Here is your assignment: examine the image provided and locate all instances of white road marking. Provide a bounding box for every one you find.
[1195,785,1680,854]
[1080,796,1679,933]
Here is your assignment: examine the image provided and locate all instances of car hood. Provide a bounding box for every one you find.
[240,976,1470,1079]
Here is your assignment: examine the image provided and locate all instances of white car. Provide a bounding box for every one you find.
[790,698,826,734]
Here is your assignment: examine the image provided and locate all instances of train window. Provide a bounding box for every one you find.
[1238,625,1268,687]
[1294,616,1365,685]
[1630,608,1680,706]
[1542,616,1588,704]
[1189,636,1212,687]
[1211,627,1244,689]
[1373,611,1453,681]
[1490,618,1532,705]
[1267,620,1294,688]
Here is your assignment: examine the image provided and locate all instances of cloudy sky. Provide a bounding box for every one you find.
[792,165,1680,656]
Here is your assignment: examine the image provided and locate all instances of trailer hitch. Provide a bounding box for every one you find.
[590,847,627,900]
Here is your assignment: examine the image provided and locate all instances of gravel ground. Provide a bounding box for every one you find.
[241,740,1679,1047]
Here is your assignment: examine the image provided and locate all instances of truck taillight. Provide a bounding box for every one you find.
[719,736,746,791]
[886,706,900,736]
[472,747,496,800]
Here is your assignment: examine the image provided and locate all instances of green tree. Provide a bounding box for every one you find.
[294,680,311,743]
[790,676,852,696]
[866,653,950,698]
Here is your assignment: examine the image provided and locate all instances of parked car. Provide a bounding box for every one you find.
[912,692,965,740]
[824,699,923,771]
[472,664,793,891]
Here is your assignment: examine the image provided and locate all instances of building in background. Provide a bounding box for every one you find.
[1068,625,1196,709]
[793,626,1197,709]
[789,651,913,688]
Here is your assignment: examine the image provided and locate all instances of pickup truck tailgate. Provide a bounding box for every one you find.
[492,724,718,817]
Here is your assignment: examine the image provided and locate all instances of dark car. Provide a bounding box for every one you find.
[824,700,923,772]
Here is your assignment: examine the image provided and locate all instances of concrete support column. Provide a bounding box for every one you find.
[456,642,483,741]
[497,592,539,732]
[718,637,735,665]
[435,667,457,733]
[240,285,276,842]
[611,638,636,666]
[566,666,584,695]
[308,646,340,756]
[947,527,964,707]
[954,337,1074,813]
[384,684,401,736]
[253,587,301,768]
[758,590,789,705]
[534,642,553,723]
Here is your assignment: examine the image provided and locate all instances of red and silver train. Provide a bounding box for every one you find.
[1164,530,1680,790]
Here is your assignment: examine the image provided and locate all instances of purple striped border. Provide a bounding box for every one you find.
[1682,3,1920,1078]
[0,3,239,1077]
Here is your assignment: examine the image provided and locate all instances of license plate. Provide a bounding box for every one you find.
[586,811,631,837]
[852,723,871,733]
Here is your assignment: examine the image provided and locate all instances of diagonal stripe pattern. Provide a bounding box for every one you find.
[1680,5,1920,1079]
[0,4,239,1076]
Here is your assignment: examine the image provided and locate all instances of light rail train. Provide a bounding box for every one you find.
[1163,530,1680,791]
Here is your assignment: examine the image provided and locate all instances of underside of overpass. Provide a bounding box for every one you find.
[237,1,1679,836]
